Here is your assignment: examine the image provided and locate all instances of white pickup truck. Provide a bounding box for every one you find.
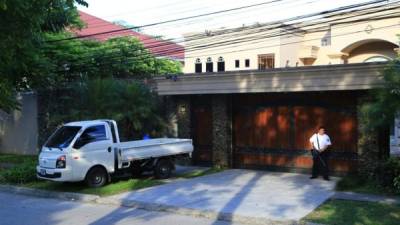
[37,120,193,187]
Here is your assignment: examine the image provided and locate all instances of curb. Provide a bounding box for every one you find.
[0,185,100,203]
[331,191,400,205]
[96,198,300,225]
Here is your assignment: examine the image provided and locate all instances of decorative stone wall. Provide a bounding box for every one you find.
[211,95,232,167]
[163,96,178,138]
[176,96,191,139]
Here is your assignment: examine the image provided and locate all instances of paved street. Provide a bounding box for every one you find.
[0,192,245,225]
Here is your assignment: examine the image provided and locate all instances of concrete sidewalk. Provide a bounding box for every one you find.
[2,166,398,224]
[101,169,338,223]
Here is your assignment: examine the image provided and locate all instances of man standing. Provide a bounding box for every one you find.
[309,126,332,180]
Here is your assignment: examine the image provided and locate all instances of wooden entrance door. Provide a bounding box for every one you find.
[191,97,213,165]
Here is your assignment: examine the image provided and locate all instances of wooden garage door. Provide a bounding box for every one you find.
[233,92,359,174]
[191,97,213,165]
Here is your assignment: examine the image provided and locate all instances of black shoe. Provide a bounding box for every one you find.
[323,177,330,181]
[310,176,317,179]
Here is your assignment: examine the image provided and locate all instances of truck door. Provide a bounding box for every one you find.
[72,124,114,180]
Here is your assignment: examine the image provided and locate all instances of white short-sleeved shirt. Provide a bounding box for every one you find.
[310,134,332,150]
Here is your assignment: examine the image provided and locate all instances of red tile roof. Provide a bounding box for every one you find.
[74,11,184,61]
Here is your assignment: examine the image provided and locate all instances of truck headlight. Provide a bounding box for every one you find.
[56,155,66,168]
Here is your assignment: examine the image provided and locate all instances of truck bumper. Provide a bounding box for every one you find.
[36,166,74,182]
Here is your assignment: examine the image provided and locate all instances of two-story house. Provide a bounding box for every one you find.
[156,3,400,175]
[183,6,398,73]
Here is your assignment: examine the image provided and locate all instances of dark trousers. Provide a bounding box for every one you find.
[311,150,329,178]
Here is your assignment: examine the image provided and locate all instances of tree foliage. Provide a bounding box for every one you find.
[361,60,400,129]
[0,0,88,111]
[155,58,182,75]
[46,79,165,140]
[0,0,182,112]
[41,34,182,82]
[0,78,19,112]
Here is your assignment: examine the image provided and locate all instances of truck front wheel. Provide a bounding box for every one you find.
[154,159,173,179]
[86,167,108,187]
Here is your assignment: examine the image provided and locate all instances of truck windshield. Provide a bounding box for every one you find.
[45,126,81,149]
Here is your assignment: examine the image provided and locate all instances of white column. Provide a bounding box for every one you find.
[391,114,400,156]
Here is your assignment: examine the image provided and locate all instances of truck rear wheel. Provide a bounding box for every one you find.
[86,167,108,187]
[154,159,173,179]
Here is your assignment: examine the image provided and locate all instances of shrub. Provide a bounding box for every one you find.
[394,176,400,191]
[336,175,367,191]
[0,154,36,164]
[39,78,167,143]
[375,157,400,192]
[0,157,37,184]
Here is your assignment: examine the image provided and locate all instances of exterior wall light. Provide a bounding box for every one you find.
[179,105,186,113]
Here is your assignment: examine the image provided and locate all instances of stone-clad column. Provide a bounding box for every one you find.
[164,96,178,138]
[211,95,232,167]
[176,96,191,139]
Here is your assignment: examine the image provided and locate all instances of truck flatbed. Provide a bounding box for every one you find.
[118,138,193,161]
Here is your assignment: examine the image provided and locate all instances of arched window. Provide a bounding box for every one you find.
[364,56,391,63]
[206,57,213,73]
[195,58,202,73]
[217,56,225,72]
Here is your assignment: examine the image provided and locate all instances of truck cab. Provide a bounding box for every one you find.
[37,120,119,186]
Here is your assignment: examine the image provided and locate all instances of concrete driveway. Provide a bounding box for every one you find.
[104,169,337,222]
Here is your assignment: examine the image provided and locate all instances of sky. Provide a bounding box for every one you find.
[77,0,374,39]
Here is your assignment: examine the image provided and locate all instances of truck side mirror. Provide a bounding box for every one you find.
[73,139,85,149]
[73,135,95,149]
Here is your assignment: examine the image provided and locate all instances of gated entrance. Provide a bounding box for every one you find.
[232,92,360,174]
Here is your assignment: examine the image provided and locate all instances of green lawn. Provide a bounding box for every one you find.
[0,153,162,196]
[0,154,36,164]
[21,167,226,196]
[303,199,400,225]
[23,178,162,196]
[0,154,224,196]
[178,167,225,179]
[336,175,399,196]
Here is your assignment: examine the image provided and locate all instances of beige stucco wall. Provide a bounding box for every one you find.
[328,17,399,53]
[183,11,400,73]
[184,26,284,73]
[279,33,305,67]
[347,41,397,63]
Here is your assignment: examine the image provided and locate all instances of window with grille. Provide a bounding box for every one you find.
[195,58,202,73]
[258,54,275,70]
[217,56,225,72]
